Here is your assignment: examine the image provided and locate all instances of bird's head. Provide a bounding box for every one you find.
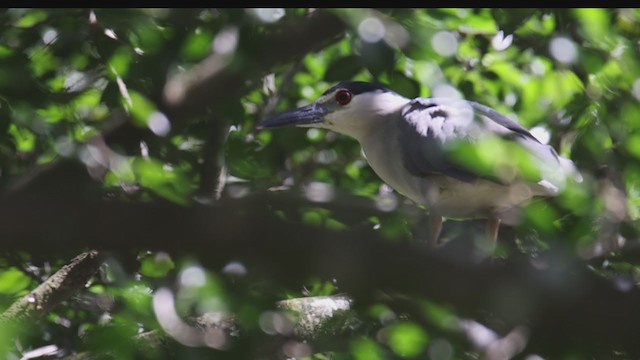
[258,81,410,139]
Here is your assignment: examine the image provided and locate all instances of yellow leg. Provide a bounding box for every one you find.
[429,214,443,248]
[486,217,501,250]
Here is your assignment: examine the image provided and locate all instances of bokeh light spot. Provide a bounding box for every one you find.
[147,111,171,137]
[632,78,640,101]
[358,17,386,43]
[305,182,335,203]
[433,84,462,99]
[549,36,578,64]
[213,27,238,55]
[431,31,458,57]
[249,8,285,23]
[222,261,247,277]
[529,125,550,145]
[42,27,58,45]
[179,266,206,288]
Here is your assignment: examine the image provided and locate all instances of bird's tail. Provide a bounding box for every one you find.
[559,157,583,183]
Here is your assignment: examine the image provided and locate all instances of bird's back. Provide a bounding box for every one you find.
[359,97,581,219]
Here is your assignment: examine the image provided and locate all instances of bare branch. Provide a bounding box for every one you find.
[0,191,639,356]
[0,251,102,324]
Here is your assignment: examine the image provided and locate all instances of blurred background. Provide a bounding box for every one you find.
[1,8,640,360]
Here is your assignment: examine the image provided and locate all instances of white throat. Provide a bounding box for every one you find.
[323,91,410,139]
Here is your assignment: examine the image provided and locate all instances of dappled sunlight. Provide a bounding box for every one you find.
[432,83,463,99]
[246,8,285,24]
[304,181,335,203]
[431,31,458,57]
[358,17,386,43]
[221,261,247,277]
[529,125,550,145]
[2,7,640,360]
[40,27,57,45]
[375,191,399,212]
[152,259,241,351]
[282,340,312,358]
[19,345,60,360]
[601,179,628,223]
[54,136,75,157]
[147,111,171,137]
[213,26,239,56]
[549,36,578,64]
[153,288,230,349]
[258,310,295,336]
[179,265,207,288]
[632,78,640,101]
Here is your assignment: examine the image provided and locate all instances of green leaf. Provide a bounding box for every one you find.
[85,322,138,357]
[181,29,214,61]
[324,55,363,82]
[46,75,66,92]
[346,161,362,179]
[388,71,420,99]
[516,13,555,36]
[8,124,36,152]
[487,61,526,89]
[14,10,48,28]
[0,267,31,294]
[0,45,13,58]
[132,21,167,55]
[387,321,429,358]
[71,53,90,70]
[458,11,497,34]
[37,104,67,123]
[625,166,640,221]
[542,70,583,108]
[524,201,560,233]
[133,157,194,205]
[449,136,544,185]
[326,218,348,231]
[302,209,324,227]
[351,337,385,360]
[72,89,105,120]
[358,40,395,77]
[574,8,610,46]
[379,213,411,240]
[139,252,175,278]
[119,283,153,315]
[28,46,59,77]
[626,134,640,159]
[126,90,157,127]
[108,47,134,78]
[226,136,274,180]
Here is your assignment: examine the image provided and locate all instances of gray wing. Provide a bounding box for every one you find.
[398,97,573,189]
[398,98,490,182]
[400,98,478,181]
[467,101,541,144]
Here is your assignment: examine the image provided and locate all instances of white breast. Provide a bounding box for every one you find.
[358,122,546,219]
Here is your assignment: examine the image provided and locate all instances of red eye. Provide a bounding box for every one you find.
[335,90,352,105]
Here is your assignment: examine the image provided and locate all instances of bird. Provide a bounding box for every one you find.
[258,81,581,247]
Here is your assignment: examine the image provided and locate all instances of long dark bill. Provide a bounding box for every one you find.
[258,103,327,129]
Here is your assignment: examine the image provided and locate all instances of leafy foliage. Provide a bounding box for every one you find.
[1,7,640,360]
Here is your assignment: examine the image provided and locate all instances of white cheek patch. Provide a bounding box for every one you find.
[323,113,338,127]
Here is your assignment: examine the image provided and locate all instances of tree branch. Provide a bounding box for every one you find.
[0,191,638,356]
[0,251,102,324]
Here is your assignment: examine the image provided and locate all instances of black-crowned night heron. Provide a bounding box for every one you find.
[259,81,581,246]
